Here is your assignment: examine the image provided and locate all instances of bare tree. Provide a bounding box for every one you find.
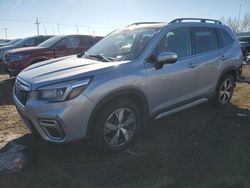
[221,12,250,33]
[240,13,250,31]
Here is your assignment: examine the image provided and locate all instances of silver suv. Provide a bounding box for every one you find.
[14,18,243,152]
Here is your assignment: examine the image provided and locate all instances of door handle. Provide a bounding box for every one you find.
[188,62,197,68]
[221,55,227,61]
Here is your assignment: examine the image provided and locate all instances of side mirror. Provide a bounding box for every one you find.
[77,52,85,58]
[155,52,177,70]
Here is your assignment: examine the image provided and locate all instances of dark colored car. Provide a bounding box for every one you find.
[0,39,21,47]
[0,35,53,64]
[238,36,250,57]
[3,35,103,76]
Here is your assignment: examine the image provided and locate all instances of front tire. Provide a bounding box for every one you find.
[94,99,141,152]
[212,74,235,107]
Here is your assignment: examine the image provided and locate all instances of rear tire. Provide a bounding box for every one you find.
[94,99,141,152]
[212,74,235,107]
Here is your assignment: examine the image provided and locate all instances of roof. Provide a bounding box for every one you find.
[169,18,222,24]
[126,18,223,29]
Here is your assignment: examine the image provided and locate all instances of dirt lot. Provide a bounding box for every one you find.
[0,64,249,188]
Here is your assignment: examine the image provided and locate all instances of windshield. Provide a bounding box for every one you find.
[38,36,64,48]
[0,39,19,46]
[14,37,33,47]
[9,39,20,45]
[85,27,158,61]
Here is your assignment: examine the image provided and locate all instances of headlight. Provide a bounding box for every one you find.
[8,53,30,62]
[30,78,91,102]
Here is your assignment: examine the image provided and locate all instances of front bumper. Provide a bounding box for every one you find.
[13,87,96,143]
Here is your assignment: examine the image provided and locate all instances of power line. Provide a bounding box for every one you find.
[0,18,119,30]
[0,18,34,23]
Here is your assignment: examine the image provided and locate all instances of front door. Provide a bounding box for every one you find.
[145,27,199,115]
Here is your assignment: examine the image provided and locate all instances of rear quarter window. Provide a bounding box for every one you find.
[216,29,233,48]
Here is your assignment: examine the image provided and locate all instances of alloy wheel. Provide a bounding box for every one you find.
[104,108,136,147]
[219,78,234,104]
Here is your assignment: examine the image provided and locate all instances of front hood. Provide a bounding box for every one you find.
[0,45,15,52]
[0,45,15,59]
[0,45,15,51]
[18,56,127,89]
[6,46,46,54]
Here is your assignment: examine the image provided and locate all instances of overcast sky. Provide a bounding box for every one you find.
[0,0,249,39]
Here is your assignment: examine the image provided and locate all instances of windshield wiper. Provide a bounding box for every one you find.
[88,54,114,62]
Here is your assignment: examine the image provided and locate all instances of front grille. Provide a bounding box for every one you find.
[15,79,30,105]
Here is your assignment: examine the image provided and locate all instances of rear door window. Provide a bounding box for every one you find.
[216,29,233,48]
[35,37,46,45]
[192,27,219,54]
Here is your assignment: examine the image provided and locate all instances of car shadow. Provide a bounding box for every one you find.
[0,78,15,105]
[0,102,250,187]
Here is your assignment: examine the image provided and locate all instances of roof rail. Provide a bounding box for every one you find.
[169,18,222,24]
[126,22,165,27]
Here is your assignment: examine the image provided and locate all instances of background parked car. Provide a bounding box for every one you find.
[0,39,21,47]
[0,35,53,64]
[0,39,10,43]
[3,34,103,76]
[238,36,250,57]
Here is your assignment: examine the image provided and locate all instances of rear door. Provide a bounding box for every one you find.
[145,27,199,114]
[54,36,81,58]
[191,27,222,97]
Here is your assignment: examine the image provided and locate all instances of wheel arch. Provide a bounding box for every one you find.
[218,66,238,83]
[86,88,149,137]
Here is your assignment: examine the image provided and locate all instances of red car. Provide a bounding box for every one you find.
[3,35,103,76]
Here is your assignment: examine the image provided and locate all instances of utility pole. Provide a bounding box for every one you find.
[237,4,242,32]
[44,28,47,35]
[4,28,7,40]
[75,24,79,34]
[35,18,40,36]
[88,26,90,34]
[57,24,60,35]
